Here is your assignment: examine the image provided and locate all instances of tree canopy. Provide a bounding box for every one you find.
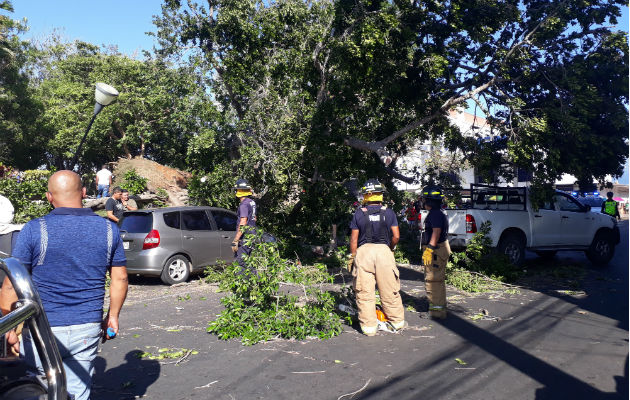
[153,0,627,239]
[0,1,45,168]
[0,0,627,242]
[32,40,216,172]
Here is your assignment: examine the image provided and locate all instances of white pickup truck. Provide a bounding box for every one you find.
[420,184,620,266]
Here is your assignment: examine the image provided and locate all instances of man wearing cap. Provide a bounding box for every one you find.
[348,179,405,336]
[420,184,451,319]
[231,178,257,273]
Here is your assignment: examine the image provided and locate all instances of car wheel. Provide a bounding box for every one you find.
[586,231,615,266]
[498,233,525,267]
[535,250,557,260]
[161,255,191,285]
[0,378,47,400]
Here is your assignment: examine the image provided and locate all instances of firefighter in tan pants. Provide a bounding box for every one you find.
[420,185,451,319]
[348,179,405,336]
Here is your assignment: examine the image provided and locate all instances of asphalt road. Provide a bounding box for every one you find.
[92,222,629,400]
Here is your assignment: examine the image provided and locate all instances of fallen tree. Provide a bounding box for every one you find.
[83,193,166,211]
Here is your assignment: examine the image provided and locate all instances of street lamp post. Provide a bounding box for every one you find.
[69,82,119,169]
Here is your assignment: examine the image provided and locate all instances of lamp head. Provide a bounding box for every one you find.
[95,82,119,106]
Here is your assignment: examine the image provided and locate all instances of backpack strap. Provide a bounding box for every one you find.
[360,207,373,243]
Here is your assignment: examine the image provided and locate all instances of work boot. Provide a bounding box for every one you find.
[361,325,377,336]
[391,320,408,331]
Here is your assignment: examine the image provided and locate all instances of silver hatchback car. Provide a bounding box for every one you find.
[119,206,238,285]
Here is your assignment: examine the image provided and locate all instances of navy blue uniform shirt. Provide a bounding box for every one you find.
[350,205,398,247]
[422,208,448,245]
[236,197,257,230]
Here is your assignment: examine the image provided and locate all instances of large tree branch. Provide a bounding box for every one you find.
[215,66,245,120]
[384,165,415,183]
[344,74,502,154]
[342,6,556,160]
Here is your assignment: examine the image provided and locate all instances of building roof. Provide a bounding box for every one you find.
[448,108,492,137]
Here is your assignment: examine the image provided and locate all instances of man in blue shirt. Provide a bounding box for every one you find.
[231,178,257,273]
[0,170,128,400]
[348,179,405,336]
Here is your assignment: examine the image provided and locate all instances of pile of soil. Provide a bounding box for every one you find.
[113,157,191,206]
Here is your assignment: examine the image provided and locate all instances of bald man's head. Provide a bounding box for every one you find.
[46,170,85,208]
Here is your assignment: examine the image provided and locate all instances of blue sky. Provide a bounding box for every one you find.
[8,1,630,183]
[12,1,163,56]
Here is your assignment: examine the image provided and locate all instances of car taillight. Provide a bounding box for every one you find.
[143,229,160,250]
[466,214,477,233]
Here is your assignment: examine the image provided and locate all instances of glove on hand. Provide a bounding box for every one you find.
[231,242,238,254]
[422,246,435,266]
[347,254,355,272]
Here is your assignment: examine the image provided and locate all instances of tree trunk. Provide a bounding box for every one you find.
[112,121,132,159]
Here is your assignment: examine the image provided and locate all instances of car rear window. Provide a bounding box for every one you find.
[120,213,153,233]
[163,211,180,229]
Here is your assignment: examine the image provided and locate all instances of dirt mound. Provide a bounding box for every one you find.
[113,157,191,206]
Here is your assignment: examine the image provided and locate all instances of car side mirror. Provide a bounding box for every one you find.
[585,205,591,212]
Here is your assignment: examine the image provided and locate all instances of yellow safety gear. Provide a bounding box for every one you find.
[347,254,355,272]
[236,189,253,197]
[363,193,383,203]
[422,247,434,266]
[604,200,617,216]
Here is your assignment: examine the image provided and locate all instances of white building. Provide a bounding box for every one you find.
[394,108,497,192]
[394,108,617,193]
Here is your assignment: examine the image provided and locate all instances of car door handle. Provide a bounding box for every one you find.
[221,235,230,239]
[183,235,195,239]
[561,216,569,219]
[534,215,542,218]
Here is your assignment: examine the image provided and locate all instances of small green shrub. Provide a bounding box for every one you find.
[0,170,53,223]
[121,169,148,195]
[206,229,343,345]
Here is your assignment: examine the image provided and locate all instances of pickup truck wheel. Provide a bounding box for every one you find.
[586,231,615,266]
[161,255,191,285]
[498,234,525,267]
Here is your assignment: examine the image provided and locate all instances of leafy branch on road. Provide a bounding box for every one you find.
[206,230,343,345]
[446,222,518,292]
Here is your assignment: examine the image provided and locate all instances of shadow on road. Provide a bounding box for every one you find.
[92,351,160,399]
[355,311,628,400]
